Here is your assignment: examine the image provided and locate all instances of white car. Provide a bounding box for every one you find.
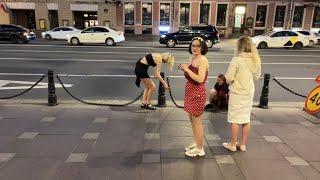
[68,26,125,46]
[296,30,318,47]
[42,27,81,40]
[252,30,309,49]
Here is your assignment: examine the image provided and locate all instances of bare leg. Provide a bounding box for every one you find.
[241,123,251,146]
[188,114,196,142]
[141,79,156,104]
[146,81,156,104]
[142,88,148,104]
[193,115,204,149]
[230,123,239,146]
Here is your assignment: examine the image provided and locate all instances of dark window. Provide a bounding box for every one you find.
[160,3,170,26]
[192,26,206,33]
[82,27,95,33]
[274,6,286,27]
[312,6,320,28]
[62,28,72,31]
[94,27,108,32]
[271,31,285,37]
[285,31,298,36]
[53,28,61,31]
[180,3,190,26]
[200,4,210,24]
[124,2,134,25]
[292,6,304,27]
[298,31,309,35]
[48,10,59,29]
[217,4,228,26]
[142,28,152,34]
[142,3,152,25]
[255,5,267,27]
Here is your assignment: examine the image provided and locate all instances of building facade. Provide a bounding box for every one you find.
[0,0,320,37]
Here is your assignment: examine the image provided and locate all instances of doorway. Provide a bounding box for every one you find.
[73,11,98,29]
[11,9,36,30]
[233,5,246,34]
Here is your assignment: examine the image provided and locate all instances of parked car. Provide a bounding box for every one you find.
[315,32,320,44]
[67,26,125,46]
[41,27,81,40]
[159,25,219,48]
[296,30,318,47]
[252,30,309,50]
[0,24,35,43]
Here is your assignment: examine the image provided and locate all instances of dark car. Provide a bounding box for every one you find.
[159,25,219,48]
[0,24,35,43]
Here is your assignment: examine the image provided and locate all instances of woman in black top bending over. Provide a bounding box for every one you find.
[135,53,175,110]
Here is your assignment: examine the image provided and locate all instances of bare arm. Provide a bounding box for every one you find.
[154,54,169,88]
[184,56,208,83]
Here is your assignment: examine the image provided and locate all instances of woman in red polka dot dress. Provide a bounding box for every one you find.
[178,37,209,157]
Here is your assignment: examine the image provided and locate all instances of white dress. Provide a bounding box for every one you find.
[225,53,261,124]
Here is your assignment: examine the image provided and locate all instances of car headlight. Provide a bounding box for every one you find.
[161,35,166,38]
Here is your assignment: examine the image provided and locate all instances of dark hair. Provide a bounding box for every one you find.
[188,38,208,55]
[217,74,227,84]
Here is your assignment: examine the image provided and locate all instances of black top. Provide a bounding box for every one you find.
[214,83,229,94]
[145,54,157,67]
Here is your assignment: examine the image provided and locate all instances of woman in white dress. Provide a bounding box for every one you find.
[222,36,261,152]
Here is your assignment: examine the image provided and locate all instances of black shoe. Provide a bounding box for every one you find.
[145,104,156,110]
[141,103,147,109]
[204,104,214,110]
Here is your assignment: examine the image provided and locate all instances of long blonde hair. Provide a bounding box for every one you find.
[235,36,261,73]
[161,53,175,71]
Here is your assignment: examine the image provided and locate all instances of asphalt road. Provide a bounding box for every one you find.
[0,39,319,103]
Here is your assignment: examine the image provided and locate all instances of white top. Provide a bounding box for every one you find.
[225,52,261,95]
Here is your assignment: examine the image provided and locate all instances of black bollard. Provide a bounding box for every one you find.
[258,73,270,109]
[48,70,57,106]
[157,72,166,107]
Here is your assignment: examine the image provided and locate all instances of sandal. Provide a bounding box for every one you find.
[141,103,147,109]
[145,104,156,110]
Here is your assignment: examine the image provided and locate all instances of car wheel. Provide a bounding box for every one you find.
[293,42,303,50]
[45,34,52,40]
[10,35,21,44]
[258,42,267,49]
[205,39,213,48]
[166,39,176,48]
[71,38,80,45]
[105,38,115,46]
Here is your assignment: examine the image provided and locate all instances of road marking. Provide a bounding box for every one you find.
[0,73,316,80]
[0,80,73,90]
[0,58,319,65]
[2,49,320,58]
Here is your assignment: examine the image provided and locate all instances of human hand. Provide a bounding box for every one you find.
[164,83,170,90]
[178,64,188,71]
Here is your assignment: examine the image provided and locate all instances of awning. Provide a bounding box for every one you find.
[5,2,35,10]
[47,3,58,10]
[70,4,98,11]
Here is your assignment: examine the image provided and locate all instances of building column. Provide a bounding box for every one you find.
[135,1,142,34]
[266,3,276,32]
[0,5,10,24]
[191,2,199,26]
[303,4,313,30]
[116,2,124,31]
[210,2,217,26]
[98,2,116,28]
[35,3,48,30]
[226,3,235,38]
[58,1,72,27]
[153,1,159,35]
[172,1,179,32]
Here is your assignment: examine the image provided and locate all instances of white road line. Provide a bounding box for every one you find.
[0,73,315,80]
[2,49,320,58]
[0,58,319,65]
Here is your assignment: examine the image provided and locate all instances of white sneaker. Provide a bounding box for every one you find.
[185,142,196,151]
[236,142,246,152]
[185,147,205,157]
[222,142,237,152]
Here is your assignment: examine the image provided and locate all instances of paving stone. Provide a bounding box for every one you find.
[310,161,320,172]
[215,155,235,164]
[40,117,56,122]
[73,141,96,153]
[0,117,2,120]
[17,132,39,140]
[142,154,160,163]
[66,153,88,163]
[263,136,283,143]
[295,166,320,180]
[205,134,221,141]
[141,164,161,180]
[162,158,224,180]
[283,139,320,161]
[0,158,62,180]
[146,123,160,133]
[144,139,160,154]
[93,117,108,123]
[145,133,160,140]
[299,121,315,127]
[232,157,305,180]
[285,156,310,166]
[0,153,15,162]
[82,133,100,140]
[146,117,159,123]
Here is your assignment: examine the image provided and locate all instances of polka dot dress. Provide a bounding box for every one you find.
[184,65,208,116]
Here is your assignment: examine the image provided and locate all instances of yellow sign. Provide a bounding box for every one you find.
[305,85,320,114]
[290,36,298,44]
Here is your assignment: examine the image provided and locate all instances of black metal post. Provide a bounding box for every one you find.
[48,70,57,106]
[157,72,166,107]
[258,73,270,109]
